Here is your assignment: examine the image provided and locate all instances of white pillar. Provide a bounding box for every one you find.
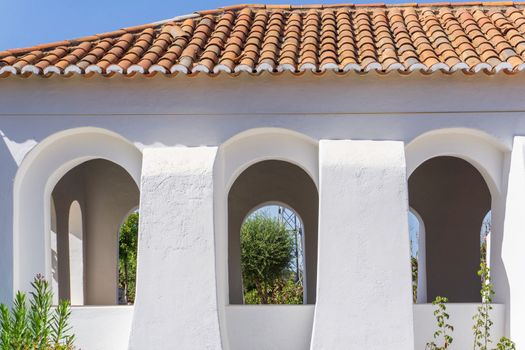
[502,136,525,347]
[311,140,414,350]
[68,201,84,305]
[50,198,59,305]
[129,147,223,350]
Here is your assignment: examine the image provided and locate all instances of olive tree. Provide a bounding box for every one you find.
[240,213,294,304]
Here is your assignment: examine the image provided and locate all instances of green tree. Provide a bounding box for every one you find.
[119,212,138,304]
[240,213,294,304]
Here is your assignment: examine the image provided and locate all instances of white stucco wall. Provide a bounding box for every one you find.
[311,140,414,350]
[226,305,314,350]
[70,306,133,350]
[129,147,222,350]
[0,72,522,347]
[502,136,525,348]
[69,304,505,350]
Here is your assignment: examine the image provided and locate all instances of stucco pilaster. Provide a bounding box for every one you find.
[502,136,525,347]
[311,140,414,350]
[129,147,222,350]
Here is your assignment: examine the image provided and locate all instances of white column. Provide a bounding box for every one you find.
[502,136,525,347]
[311,140,414,350]
[68,201,84,305]
[50,198,59,305]
[129,147,223,350]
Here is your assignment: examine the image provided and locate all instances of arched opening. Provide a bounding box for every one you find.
[408,156,491,302]
[13,127,142,297]
[228,160,318,304]
[51,159,139,305]
[240,204,305,304]
[118,210,139,305]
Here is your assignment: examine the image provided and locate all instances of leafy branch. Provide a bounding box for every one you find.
[426,296,454,350]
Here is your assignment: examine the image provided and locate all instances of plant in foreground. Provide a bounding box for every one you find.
[0,274,75,350]
[426,262,516,350]
[473,262,494,350]
[426,296,454,350]
[472,262,516,350]
[495,337,515,350]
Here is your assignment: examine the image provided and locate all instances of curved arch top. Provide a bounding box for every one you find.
[405,128,506,195]
[227,159,319,305]
[219,128,319,192]
[15,127,142,189]
[13,127,142,293]
[242,201,305,226]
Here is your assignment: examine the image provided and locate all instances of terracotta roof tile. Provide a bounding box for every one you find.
[4,2,525,77]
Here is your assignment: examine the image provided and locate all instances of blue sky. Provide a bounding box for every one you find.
[3,0,463,51]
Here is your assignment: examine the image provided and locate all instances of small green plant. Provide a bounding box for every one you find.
[426,296,454,350]
[472,262,516,350]
[473,262,494,350]
[0,274,75,350]
[495,337,516,350]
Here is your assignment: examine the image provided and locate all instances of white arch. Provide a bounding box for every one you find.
[13,127,142,294]
[243,201,305,225]
[405,128,506,195]
[214,128,319,348]
[220,128,319,192]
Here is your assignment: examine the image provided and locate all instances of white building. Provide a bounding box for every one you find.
[0,3,524,349]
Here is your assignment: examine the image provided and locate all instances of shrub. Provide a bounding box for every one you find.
[240,213,294,304]
[244,279,303,305]
[0,275,75,350]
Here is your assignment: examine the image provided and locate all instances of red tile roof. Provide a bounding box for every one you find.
[2,2,525,78]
